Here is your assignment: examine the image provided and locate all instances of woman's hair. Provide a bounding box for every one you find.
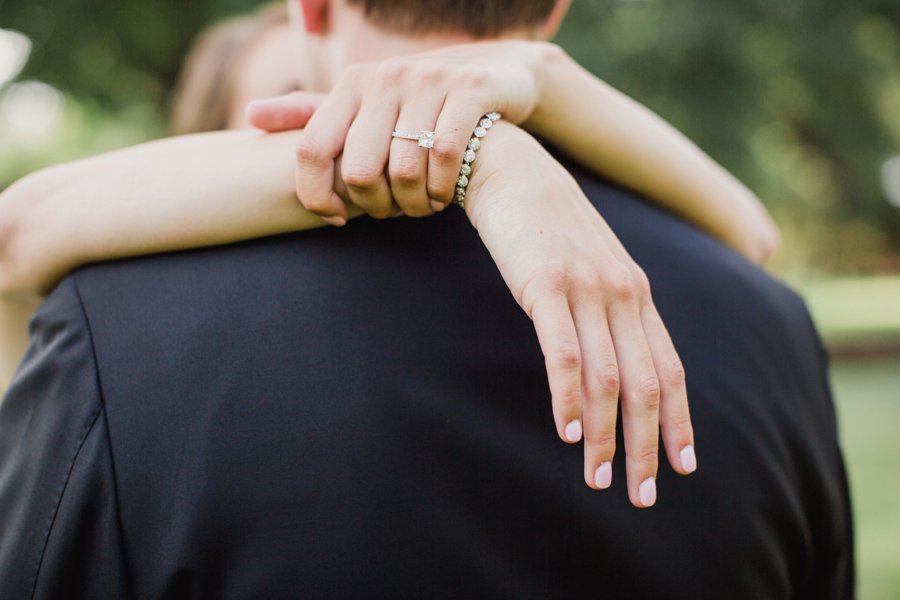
[346,0,558,38]
[170,3,289,135]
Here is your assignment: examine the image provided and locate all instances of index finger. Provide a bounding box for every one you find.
[531,293,584,445]
[294,81,362,224]
[641,305,696,476]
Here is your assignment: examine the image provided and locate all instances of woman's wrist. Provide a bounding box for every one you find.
[463,121,546,225]
[524,41,575,138]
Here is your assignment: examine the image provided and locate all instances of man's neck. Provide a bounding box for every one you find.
[316,3,535,88]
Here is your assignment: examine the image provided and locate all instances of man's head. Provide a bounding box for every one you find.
[291,0,571,89]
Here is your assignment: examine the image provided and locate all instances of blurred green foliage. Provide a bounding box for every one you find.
[1,0,899,273]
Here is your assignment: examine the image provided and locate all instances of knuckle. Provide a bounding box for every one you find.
[632,445,659,467]
[389,155,423,185]
[662,357,686,386]
[590,430,617,450]
[588,364,620,396]
[668,413,693,436]
[636,376,662,411]
[605,266,638,302]
[427,185,453,204]
[631,267,652,300]
[518,268,565,317]
[295,137,326,166]
[342,158,383,190]
[547,342,581,373]
[375,59,407,90]
[300,196,331,213]
[453,66,490,90]
[430,138,464,166]
[556,387,582,410]
[413,61,447,85]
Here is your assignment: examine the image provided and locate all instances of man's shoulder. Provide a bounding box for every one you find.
[0,278,129,598]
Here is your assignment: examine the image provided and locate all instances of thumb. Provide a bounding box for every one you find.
[246,91,326,132]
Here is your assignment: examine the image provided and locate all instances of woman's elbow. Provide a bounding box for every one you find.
[0,174,49,297]
[0,197,24,297]
[744,216,781,265]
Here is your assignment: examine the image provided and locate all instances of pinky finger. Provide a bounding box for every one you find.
[641,306,696,476]
[531,294,584,444]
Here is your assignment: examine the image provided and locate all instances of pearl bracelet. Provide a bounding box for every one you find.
[455,112,501,210]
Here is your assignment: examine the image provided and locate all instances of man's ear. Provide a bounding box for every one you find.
[296,0,330,34]
[539,0,572,40]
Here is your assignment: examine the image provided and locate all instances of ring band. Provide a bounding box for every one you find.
[391,130,436,149]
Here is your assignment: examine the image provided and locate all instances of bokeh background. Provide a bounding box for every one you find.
[1,0,898,596]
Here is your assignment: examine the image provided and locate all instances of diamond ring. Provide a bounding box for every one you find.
[391,130,436,149]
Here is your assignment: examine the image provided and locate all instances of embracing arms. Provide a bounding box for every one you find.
[0,42,766,504]
[248,41,779,262]
[0,119,696,508]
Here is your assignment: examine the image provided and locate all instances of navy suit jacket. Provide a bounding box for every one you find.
[0,167,853,599]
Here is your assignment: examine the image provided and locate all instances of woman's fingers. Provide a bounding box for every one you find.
[388,86,448,217]
[341,94,399,219]
[531,293,584,445]
[641,304,696,476]
[294,77,362,224]
[608,294,661,509]
[570,301,620,490]
[428,92,491,206]
[246,92,326,132]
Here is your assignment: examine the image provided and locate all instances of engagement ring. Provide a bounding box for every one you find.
[391,130,436,149]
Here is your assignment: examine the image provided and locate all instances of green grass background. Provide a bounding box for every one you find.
[796,276,900,599]
[830,357,900,599]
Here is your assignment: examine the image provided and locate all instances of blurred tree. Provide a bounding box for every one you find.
[1,0,898,272]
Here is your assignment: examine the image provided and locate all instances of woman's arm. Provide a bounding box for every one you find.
[0,130,361,386]
[250,42,779,263]
[0,130,365,297]
[0,120,698,505]
[525,44,779,264]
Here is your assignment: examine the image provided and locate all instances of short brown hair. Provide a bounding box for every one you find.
[345,0,557,38]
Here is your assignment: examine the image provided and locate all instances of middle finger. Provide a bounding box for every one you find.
[609,301,661,508]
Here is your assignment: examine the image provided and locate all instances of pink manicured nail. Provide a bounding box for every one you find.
[322,216,346,227]
[680,445,697,473]
[594,462,612,489]
[430,200,446,213]
[639,477,657,507]
[564,420,582,443]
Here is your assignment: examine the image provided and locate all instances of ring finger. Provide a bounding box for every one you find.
[389,88,448,217]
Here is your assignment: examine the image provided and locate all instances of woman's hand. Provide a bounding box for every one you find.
[247,41,554,222]
[249,41,781,266]
[464,122,696,507]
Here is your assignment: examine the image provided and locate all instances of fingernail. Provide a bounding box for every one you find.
[594,462,612,489]
[680,445,697,474]
[430,200,446,213]
[564,419,582,443]
[322,216,346,227]
[639,477,657,507]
